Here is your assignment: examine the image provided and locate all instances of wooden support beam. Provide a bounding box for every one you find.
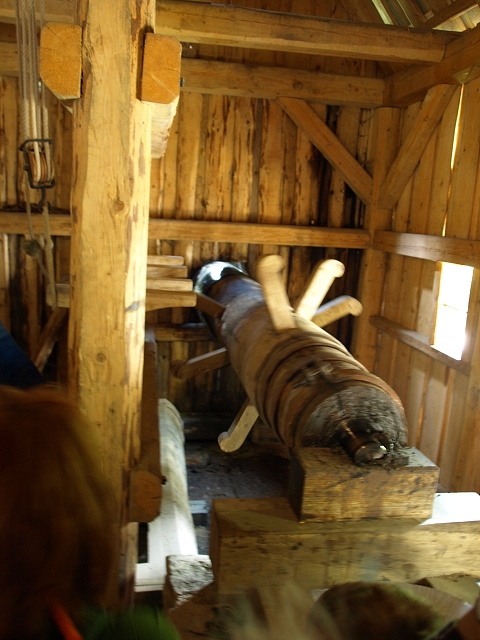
[370,315,471,375]
[0,0,458,63]
[351,107,401,370]
[210,493,480,593]
[129,332,162,524]
[278,98,373,205]
[373,230,480,268]
[146,264,188,278]
[135,400,198,591]
[33,306,68,372]
[154,322,212,342]
[0,1,75,23]
[423,0,478,29]
[0,42,385,108]
[156,0,456,63]
[195,292,225,319]
[147,254,184,266]
[145,278,193,292]
[149,219,371,248]
[180,58,385,108]
[287,447,439,522]
[141,33,181,158]
[0,212,72,235]
[39,22,82,100]
[54,284,197,312]
[386,24,480,106]
[0,212,371,249]
[379,85,457,210]
[146,290,197,311]
[171,347,229,379]
[67,0,154,605]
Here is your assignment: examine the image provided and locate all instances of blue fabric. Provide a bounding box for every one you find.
[0,321,44,388]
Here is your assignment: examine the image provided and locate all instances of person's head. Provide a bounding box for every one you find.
[0,384,114,639]
[309,581,445,640]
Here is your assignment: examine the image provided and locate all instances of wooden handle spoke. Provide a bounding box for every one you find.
[312,295,363,328]
[257,254,296,332]
[295,259,345,320]
[218,400,259,452]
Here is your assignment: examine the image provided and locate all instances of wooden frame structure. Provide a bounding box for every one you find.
[1,0,480,602]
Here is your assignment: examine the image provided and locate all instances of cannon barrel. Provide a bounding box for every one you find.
[195,261,407,465]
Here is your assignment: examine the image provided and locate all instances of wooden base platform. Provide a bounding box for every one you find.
[210,493,480,594]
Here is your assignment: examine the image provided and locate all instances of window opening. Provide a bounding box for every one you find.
[432,262,473,360]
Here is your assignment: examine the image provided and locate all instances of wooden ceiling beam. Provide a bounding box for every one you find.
[0,41,386,107]
[155,0,456,64]
[181,58,385,108]
[0,211,370,248]
[386,23,480,105]
[0,0,458,66]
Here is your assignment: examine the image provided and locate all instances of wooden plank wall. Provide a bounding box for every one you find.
[372,81,480,491]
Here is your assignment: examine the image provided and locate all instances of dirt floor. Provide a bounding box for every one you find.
[185,438,290,554]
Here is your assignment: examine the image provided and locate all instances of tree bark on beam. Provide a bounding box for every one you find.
[68,0,154,605]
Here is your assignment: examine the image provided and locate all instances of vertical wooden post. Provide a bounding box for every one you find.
[351,107,400,370]
[68,0,154,604]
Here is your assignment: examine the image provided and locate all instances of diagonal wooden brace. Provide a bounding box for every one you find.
[171,347,229,380]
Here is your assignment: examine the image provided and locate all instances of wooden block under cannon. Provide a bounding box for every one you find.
[210,493,480,594]
[287,446,439,522]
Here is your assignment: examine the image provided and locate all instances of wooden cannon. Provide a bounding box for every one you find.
[174,255,407,465]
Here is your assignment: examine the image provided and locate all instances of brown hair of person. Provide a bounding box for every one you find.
[0,384,115,640]
[309,581,445,640]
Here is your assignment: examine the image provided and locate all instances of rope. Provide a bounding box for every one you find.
[15,0,57,307]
